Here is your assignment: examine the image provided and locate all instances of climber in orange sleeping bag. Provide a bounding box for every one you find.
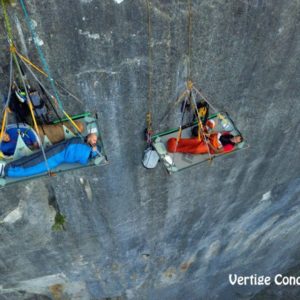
[167,132,243,154]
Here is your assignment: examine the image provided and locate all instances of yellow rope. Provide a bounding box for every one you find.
[16,52,82,135]
[187,79,193,91]
[15,49,48,77]
[187,0,192,80]
[146,0,153,136]
[14,46,82,134]
[27,99,41,136]
[146,112,152,133]
[176,127,182,143]
[0,109,8,143]
[1,0,14,42]
[62,110,81,132]
[191,91,213,161]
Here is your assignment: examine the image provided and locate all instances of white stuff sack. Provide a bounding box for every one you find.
[142,147,159,169]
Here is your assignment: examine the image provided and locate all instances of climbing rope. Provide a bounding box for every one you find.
[192,85,218,113]
[19,56,64,123]
[0,0,52,173]
[173,92,189,153]
[187,80,214,161]
[0,51,13,144]
[191,91,213,162]
[158,88,188,127]
[157,0,193,129]
[1,0,21,76]
[1,0,14,43]
[15,55,52,174]
[14,49,83,105]
[187,0,192,81]
[18,0,82,134]
[146,0,153,144]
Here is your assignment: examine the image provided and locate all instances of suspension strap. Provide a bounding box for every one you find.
[15,49,47,76]
[19,0,82,136]
[177,95,189,142]
[187,0,192,80]
[172,93,189,153]
[1,0,52,173]
[191,91,213,162]
[14,53,52,174]
[146,112,153,144]
[62,110,82,133]
[15,50,83,105]
[1,0,14,42]
[192,85,218,113]
[158,89,188,127]
[146,0,153,144]
[0,109,8,144]
[0,51,13,143]
[19,57,64,123]
[188,81,203,141]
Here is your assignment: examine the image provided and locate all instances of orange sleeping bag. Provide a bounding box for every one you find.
[167,133,221,154]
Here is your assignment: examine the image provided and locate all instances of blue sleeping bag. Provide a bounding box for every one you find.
[0,125,38,156]
[5,137,97,177]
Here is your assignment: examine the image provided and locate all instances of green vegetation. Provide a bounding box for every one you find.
[52,212,66,231]
[2,0,14,4]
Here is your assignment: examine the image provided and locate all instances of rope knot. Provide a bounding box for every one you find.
[9,44,16,53]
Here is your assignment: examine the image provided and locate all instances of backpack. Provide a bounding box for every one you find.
[29,91,48,119]
[15,89,49,122]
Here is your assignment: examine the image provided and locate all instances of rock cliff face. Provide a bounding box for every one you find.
[0,0,299,299]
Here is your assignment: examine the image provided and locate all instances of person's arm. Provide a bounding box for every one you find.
[207,141,223,153]
[222,144,235,153]
[90,145,101,158]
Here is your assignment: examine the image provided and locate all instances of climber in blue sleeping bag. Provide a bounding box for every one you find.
[0,133,99,178]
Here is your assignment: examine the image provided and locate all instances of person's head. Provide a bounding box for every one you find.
[86,133,98,147]
[220,134,243,146]
[1,132,10,143]
[230,135,243,144]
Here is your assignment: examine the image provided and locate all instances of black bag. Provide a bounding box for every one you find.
[191,100,209,137]
[12,89,49,123]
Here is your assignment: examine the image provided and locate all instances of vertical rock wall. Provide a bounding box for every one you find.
[0,0,299,299]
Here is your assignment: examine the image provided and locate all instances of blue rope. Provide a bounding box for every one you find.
[19,0,64,111]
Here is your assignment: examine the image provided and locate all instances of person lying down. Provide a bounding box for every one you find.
[0,133,99,179]
[167,132,243,155]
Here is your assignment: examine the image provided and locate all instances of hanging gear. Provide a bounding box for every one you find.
[142,146,159,169]
[191,100,210,137]
[197,100,209,123]
[12,87,49,122]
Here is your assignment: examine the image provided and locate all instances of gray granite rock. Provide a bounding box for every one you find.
[0,0,300,299]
